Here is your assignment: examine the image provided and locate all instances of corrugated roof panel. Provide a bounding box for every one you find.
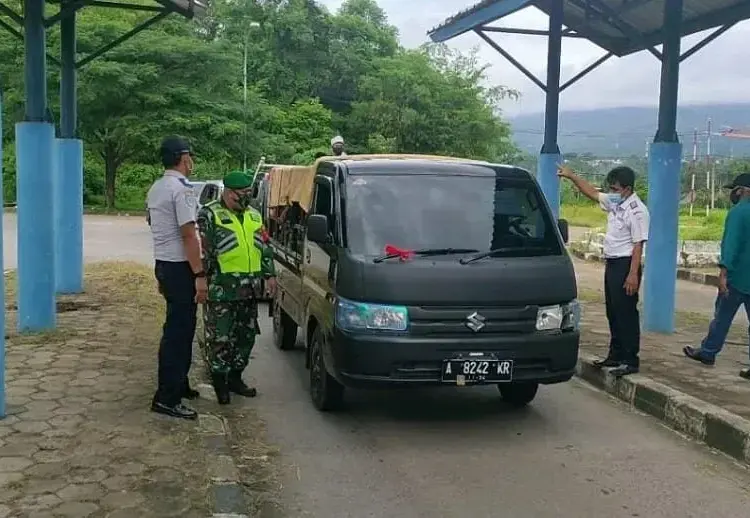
[428,0,537,40]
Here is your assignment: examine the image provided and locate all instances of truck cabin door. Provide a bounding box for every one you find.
[304,175,337,301]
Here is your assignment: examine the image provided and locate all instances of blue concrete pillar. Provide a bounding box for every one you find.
[538,0,563,219]
[55,140,83,293]
[644,0,683,334]
[0,91,5,418]
[17,0,56,331]
[56,4,84,294]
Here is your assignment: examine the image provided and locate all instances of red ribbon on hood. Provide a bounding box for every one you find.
[384,244,414,261]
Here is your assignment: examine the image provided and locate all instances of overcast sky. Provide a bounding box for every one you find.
[320,0,750,116]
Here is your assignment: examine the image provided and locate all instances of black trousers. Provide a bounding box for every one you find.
[154,260,197,406]
[604,257,642,367]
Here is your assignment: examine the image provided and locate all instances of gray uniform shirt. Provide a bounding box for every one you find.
[147,170,197,262]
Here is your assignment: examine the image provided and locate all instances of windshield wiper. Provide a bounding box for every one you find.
[373,248,479,263]
[459,246,552,265]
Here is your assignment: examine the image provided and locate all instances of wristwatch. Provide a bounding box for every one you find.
[194,270,206,278]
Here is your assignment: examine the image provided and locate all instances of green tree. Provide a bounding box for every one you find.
[74,11,246,207]
[345,44,518,161]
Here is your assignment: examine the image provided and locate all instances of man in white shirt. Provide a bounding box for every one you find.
[558,165,650,376]
[146,136,208,419]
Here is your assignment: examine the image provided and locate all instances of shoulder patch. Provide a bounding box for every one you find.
[629,201,638,209]
[178,177,193,188]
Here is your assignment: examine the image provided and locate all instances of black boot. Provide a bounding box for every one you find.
[228,371,257,398]
[211,372,231,405]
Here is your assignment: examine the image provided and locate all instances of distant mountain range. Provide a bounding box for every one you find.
[509,103,750,158]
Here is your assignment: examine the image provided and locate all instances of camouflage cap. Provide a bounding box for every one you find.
[223,171,253,190]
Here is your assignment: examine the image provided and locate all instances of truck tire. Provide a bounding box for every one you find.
[498,382,538,408]
[309,327,344,411]
[272,300,297,351]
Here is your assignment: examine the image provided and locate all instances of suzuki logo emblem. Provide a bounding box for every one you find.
[465,311,486,332]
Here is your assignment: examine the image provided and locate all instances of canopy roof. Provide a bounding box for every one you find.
[429,0,750,57]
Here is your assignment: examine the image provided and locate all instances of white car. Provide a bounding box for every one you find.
[191,179,224,207]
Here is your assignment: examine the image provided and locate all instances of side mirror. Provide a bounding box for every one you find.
[558,218,570,244]
[307,214,329,243]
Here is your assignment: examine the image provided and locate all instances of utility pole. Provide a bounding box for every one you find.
[708,118,715,210]
[705,118,711,215]
[690,129,697,216]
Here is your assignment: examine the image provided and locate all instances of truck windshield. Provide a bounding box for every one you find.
[344,173,562,258]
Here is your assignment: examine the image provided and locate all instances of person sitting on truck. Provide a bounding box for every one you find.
[331,135,347,157]
[196,171,277,404]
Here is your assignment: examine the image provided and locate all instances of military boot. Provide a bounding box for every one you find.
[228,371,257,398]
[211,372,231,405]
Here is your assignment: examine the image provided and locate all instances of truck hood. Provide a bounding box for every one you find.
[335,253,577,306]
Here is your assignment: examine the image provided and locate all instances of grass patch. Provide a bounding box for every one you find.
[561,204,606,228]
[561,202,727,241]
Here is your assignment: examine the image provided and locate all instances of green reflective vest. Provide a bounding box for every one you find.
[208,204,263,274]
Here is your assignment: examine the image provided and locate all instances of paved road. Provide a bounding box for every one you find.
[6,215,749,516]
[2,213,152,269]
[254,317,750,518]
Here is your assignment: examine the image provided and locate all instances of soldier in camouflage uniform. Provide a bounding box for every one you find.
[197,171,276,404]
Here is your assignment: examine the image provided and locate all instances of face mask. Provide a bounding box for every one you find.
[730,187,743,205]
[236,192,252,210]
[606,193,623,205]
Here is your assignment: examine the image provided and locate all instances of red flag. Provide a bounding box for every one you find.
[384,244,414,261]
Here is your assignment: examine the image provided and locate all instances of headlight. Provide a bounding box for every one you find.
[536,305,563,331]
[335,297,408,332]
[536,300,580,331]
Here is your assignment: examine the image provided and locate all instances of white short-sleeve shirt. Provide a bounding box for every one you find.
[147,170,197,262]
[599,192,649,258]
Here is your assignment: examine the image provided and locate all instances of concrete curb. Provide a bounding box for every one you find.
[569,248,720,287]
[576,354,750,466]
[196,384,250,518]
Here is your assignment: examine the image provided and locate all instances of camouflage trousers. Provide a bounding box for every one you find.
[202,300,260,375]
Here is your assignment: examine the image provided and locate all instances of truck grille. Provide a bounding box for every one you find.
[408,305,537,337]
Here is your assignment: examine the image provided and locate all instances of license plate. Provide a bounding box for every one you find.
[442,357,513,384]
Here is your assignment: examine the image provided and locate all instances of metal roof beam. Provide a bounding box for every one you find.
[153,0,202,19]
[679,23,735,62]
[611,0,659,17]
[0,3,23,25]
[429,0,533,42]
[621,0,750,55]
[88,1,166,11]
[45,0,169,27]
[568,0,662,59]
[474,28,547,92]
[0,16,61,65]
[75,9,171,68]
[480,25,587,37]
[560,51,613,91]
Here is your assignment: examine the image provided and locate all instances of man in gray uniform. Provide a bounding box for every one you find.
[147,136,208,419]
